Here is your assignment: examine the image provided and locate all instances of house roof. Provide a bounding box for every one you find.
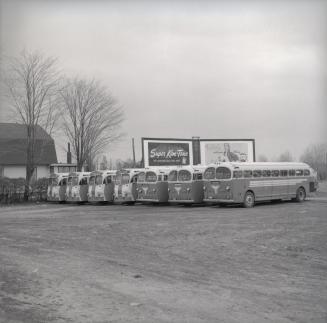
[0,123,58,165]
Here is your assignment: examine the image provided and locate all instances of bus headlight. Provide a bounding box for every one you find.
[226,186,230,191]
[187,188,190,192]
[203,186,206,190]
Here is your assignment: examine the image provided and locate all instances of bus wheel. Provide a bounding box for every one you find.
[243,191,255,208]
[295,187,306,202]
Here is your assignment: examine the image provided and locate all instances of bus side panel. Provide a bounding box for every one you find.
[80,185,88,201]
[272,178,288,199]
[192,181,204,203]
[249,179,273,201]
[157,182,169,203]
[104,183,115,202]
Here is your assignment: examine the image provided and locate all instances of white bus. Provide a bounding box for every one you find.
[66,172,91,202]
[47,173,69,202]
[88,170,116,203]
[113,169,143,204]
[136,168,170,203]
[203,162,318,207]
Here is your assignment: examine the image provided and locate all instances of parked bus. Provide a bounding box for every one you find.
[113,169,143,204]
[203,162,318,207]
[66,172,91,202]
[136,168,170,203]
[47,173,69,202]
[168,166,205,204]
[88,170,116,203]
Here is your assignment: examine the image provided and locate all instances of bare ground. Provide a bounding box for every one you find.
[0,195,327,322]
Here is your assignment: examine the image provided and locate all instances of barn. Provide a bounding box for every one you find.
[0,123,57,179]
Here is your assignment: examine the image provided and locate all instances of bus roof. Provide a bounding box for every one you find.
[67,171,91,178]
[89,170,117,176]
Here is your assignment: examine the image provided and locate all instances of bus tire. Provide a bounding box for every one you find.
[243,191,255,208]
[295,187,306,202]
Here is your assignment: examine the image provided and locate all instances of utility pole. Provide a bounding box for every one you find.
[132,138,136,168]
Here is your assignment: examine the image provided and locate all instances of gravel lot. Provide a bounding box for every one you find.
[0,195,327,322]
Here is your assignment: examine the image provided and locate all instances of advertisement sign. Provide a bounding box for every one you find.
[200,140,255,164]
[143,139,193,167]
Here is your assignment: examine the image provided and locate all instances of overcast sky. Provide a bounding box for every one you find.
[0,0,326,163]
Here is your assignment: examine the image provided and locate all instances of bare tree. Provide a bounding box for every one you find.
[300,143,327,180]
[4,50,61,200]
[277,150,293,162]
[60,78,124,171]
[257,154,268,162]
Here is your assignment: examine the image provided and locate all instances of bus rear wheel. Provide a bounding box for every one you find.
[243,191,255,208]
[295,187,306,202]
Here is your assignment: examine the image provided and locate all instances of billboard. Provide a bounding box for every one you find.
[200,139,255,164]
[142,138,193,167]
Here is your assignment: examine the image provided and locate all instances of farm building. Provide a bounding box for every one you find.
[0,123,57,179]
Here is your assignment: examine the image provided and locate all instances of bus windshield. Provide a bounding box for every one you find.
[145,171,157,182]
[168,170,177,182]
[178,170,192,182]
[89,176,95,185]
[216,167,231,180]
[138,172,146,182]
[122,174,130,184]
[204,167,215,180]
[95,175,103,185]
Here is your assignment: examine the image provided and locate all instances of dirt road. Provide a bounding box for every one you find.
[0,199,327,322]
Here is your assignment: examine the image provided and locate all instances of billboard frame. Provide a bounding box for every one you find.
[199,138,256,163]
[141,137,256,167]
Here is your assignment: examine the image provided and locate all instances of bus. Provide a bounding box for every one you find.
[47,173,69,202]
[136,168,170,203]
[203,162,318,207]
[167,166,205,204]
[66,172,91,202]
[113,169,143,204]
[88,170,116,203]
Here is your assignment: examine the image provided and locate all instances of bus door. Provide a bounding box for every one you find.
[88,175,96,200]
[79,176,89,201]
[104,175,115,202]
[130,174,138,200]
[94,174,103,199]
[156,174,169,203]
[114,174,123,200]
[192,172,204,203]
[58,177,67,201]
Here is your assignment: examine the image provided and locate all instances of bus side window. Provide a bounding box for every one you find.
[296,169,303,176]
[280,170,288,177]
[304,169,310,176]
[262,170,271,177]
[289,169,295,176]
[253,170,262,177]
[272,170,279,177]
[163,175,168,181]
[233,170,242,178]
[244,170,252,178]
